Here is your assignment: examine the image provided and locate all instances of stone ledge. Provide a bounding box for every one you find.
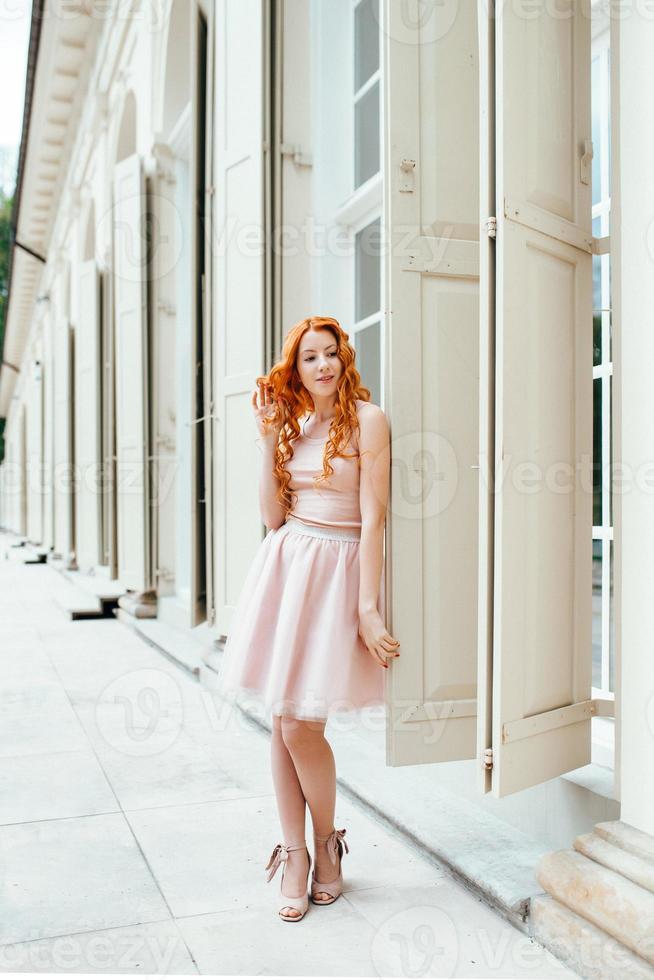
[561,762,617,801]
[116,609,215,678]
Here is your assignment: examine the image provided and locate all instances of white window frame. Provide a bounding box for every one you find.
[590,21,614,770]
[329,0,384,406]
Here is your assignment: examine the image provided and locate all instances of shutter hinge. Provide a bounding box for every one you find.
[155,567,175,583]
[399,158,416,193]
[279,142,313,167]
[580,138,593,186]
[485,216,497,238]
[483,748,493,770]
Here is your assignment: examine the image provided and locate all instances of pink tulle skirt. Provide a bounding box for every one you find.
[216,516,386,721]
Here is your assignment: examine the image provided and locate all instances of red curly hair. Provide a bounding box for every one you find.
[256,315,372,516]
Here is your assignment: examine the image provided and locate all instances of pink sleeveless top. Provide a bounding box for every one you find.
[285,401,365,530]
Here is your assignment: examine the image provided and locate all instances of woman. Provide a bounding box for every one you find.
[216,315,400,922]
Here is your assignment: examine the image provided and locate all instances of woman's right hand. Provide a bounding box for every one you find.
[252,380,283,440]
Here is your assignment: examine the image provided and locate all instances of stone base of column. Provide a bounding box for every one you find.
[117,590,158,619]
[529,820,654,978]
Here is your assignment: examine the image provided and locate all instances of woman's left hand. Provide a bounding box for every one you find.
[358,609,401,668]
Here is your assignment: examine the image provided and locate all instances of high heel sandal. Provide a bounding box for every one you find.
[310,827,349,905]
[265,840,311,922]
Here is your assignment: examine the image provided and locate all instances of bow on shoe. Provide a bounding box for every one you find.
[326,828,349,862]
[264,843,289,883]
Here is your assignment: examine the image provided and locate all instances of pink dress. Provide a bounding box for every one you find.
[216,398,386,722]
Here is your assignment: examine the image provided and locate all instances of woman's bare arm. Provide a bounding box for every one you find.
[257,435,287,530]
[357,404,401,667]
[252,383,287,530]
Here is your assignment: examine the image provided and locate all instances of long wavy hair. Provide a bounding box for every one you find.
[256,316,372,516]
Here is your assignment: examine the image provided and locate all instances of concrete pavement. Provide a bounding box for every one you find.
[0,533,581,977]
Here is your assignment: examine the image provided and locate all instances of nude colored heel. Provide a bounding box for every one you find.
[265,840,311,922]
[310,827,349,905]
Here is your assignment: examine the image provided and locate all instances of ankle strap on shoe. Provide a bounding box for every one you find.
[264,840,307,883]
[313,828,349,860]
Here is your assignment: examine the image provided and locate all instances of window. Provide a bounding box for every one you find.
[354,216,382,407]
[308,0,383,407]
[354,0,380,190]
[351,0,383,406]
[591,27,613,698]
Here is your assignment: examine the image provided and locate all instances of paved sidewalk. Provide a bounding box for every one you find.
[0,537,580,977]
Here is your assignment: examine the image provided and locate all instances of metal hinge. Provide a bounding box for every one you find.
[399,158,416,193]
[485,216,497,238]
[483,748,493,770]
[580,138,593,186]
[279,142,313,167]
[155,567,175,583]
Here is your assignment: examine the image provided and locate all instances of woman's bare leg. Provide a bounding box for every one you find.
[270,712,310,918]
[280,715,340,900]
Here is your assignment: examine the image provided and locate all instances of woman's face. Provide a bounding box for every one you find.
[296,328,344,400]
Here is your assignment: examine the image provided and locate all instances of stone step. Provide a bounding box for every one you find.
[530,894,654,980]
[536,847,654,966]
[575,830,654,894]
[595,821,654,865]
[48,576,106,620]
[60,570,124,616]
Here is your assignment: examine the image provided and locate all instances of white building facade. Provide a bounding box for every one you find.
[1,1,653,974]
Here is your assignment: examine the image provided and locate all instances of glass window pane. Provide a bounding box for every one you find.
[355,321,381,407]
[609,538,615,692]
[609,372,613,526]
[355,82,380,188]
[607,47,612,208]
[592,538,602,689]
[355,0,379,91]
[355,217,382,321]
[593,376,602,526]
[593,312,602,367]
[592,55,601,206]
[608,258,613,362]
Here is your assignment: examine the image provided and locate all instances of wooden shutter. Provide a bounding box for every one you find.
[18,404,27,537]
[74,259,102,571]
[480,0,593,796]
[213,0,268,636]
[42,311,55,551]
[150,143,179,599]
[188,0,215,626]
[26,364,43,544]
[101,268,118,577]
[53,319,74,559]
[383,1,481,765]
[112,153,150,592]
[202,2,216,627]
